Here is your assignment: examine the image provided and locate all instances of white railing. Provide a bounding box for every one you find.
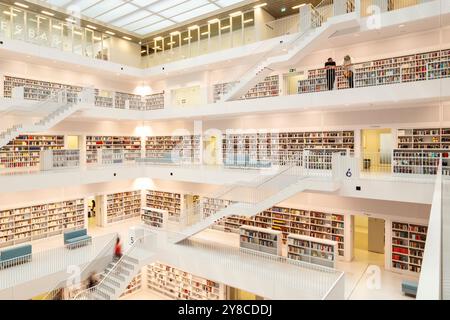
[40,150,81,171]
[42,233,118,300]
[416,158,442,299]
[360,0,436,17]
[265,14,301,37]
[441,172,450,299]
[73,231,157,300]
[0,233,116,292]
[168,236,345,300]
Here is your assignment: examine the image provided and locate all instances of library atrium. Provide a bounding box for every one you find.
[0,0,449,302]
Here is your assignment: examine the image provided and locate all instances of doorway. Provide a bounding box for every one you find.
[353,215,385,265]
[67,135,80,149]
[361,129,393,173]
[87,195,104,230]
[184,194,200,225]
[203,135,219,165]
[284,72,306,95]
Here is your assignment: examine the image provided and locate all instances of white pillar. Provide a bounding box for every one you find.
[299,4,313,32]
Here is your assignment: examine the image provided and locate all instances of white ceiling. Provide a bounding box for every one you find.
[41,0,251,36]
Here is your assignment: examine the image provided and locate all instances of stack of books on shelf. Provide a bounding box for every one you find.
[393,127,450,175]
[303,149,349,170]
[3,75,82,103]
[0,199,85,247]
[287,234,337,268]
[106,191,141,224]
[94,89,114,108]
[86,136,141,164]
[297,48,450,93]
[40,149,80,170]
[144,93,164,110]
[243,75,279,100]
[239,225,282,255]
[207,204,346,257]
[147,262,224,300]
[391,221,428,273]
[146,190,181,222]
[120,272,142,298]
[141,207,166,228]
[145,135,200,163]
[0,135,65,169]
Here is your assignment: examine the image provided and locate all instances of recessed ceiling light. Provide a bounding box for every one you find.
[188,25,199,30]
[154,36,163,41]
[170,31,180,36]
[254,3,267,9]
[105,31,115,36]
[208,18,220,24]
[66,17,76,23]
[14,2,28,9]
[292,4,306,9]
[399,24,405,28]
[201,31,209,36]
[244,19,254,24]
[123,36,132,41]
[141,50,147,53]
[229,11,242,17]
[41,10,54,17]
[86,25,97,30]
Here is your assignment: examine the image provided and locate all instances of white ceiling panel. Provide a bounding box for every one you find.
[41,0,252,36]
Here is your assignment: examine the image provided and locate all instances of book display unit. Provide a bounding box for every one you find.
[141,207,166,229]
[144,93,165,110]
[394,128,450,175]
[239,226,282,255]
[222,130,354,167]
[297,48,450,93]
[86,136,142,164]
[206,204,347,258]
[114,92,144,110]
[145,135,200,164]
[40,150,80,170]
[146,190,182,222]
[120,272,142,298]
[0,135,65,169]
[147,262,225,300]
[287,234,338,268]
[213,81,238,103]
[105,191,141,224]
[94,89,114,108]
[243,75,279,100]
[0,198,85,248]
[3,76,82,103]
[304,149,349,170]
[391,221,428,273]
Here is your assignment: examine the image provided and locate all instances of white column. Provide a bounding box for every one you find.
[79,134,87,168]
[344,214,355,261]
[384,219,392,270]
[299,4,313,32]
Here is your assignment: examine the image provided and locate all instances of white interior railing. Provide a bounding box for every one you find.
[416,158,442,299]
[441,171,450,299]
[0,233,116,292]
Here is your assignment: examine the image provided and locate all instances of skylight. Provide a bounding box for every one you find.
[42,0,252,36]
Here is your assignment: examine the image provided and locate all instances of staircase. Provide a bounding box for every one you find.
[220,0,359,102]
[173,166,340,243]
[0,92,84,148]
[73,232,158,300]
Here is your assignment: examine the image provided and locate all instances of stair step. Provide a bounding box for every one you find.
[108,272,126,282]
[98,283,116,294]
[102,277,121,288]
[122,256,139,265]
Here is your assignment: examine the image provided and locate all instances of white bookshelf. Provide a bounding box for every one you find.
[0,198,85,248]
[40,149,80,170]
[145,135,201,163]
[120,271,142,298]
[239,225,282,256]
[3,75,82,103]
[0,135,65,169]
[391,221,428,274]
[206,204,347,258]
[144,93,164,110]
[303,149,349,170]
[298,48,450,93]
[146,190,182,223]
[146,262,225,300]
[105,191,141,224]
[287,234,338,268]
[394,127,450,176]
[86,136,141,164]
[114,92,144,110]
[243,75,279,100]
[141,207,167,229]
[94,89,114,108]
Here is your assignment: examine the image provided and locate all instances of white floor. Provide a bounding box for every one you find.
[120,290,170,300]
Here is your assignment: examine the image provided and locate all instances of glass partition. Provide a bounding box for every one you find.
[62,23,72,52]
[50,19,63,50]
[73,26,83,56]
[11,7,25,41]
[38,15,50,47]
[0,4,12,38]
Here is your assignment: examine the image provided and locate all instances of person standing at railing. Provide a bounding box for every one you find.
[325,58,337,90]
[87,272,99,289]
[114,237,123,261]
[343,55,355,88]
